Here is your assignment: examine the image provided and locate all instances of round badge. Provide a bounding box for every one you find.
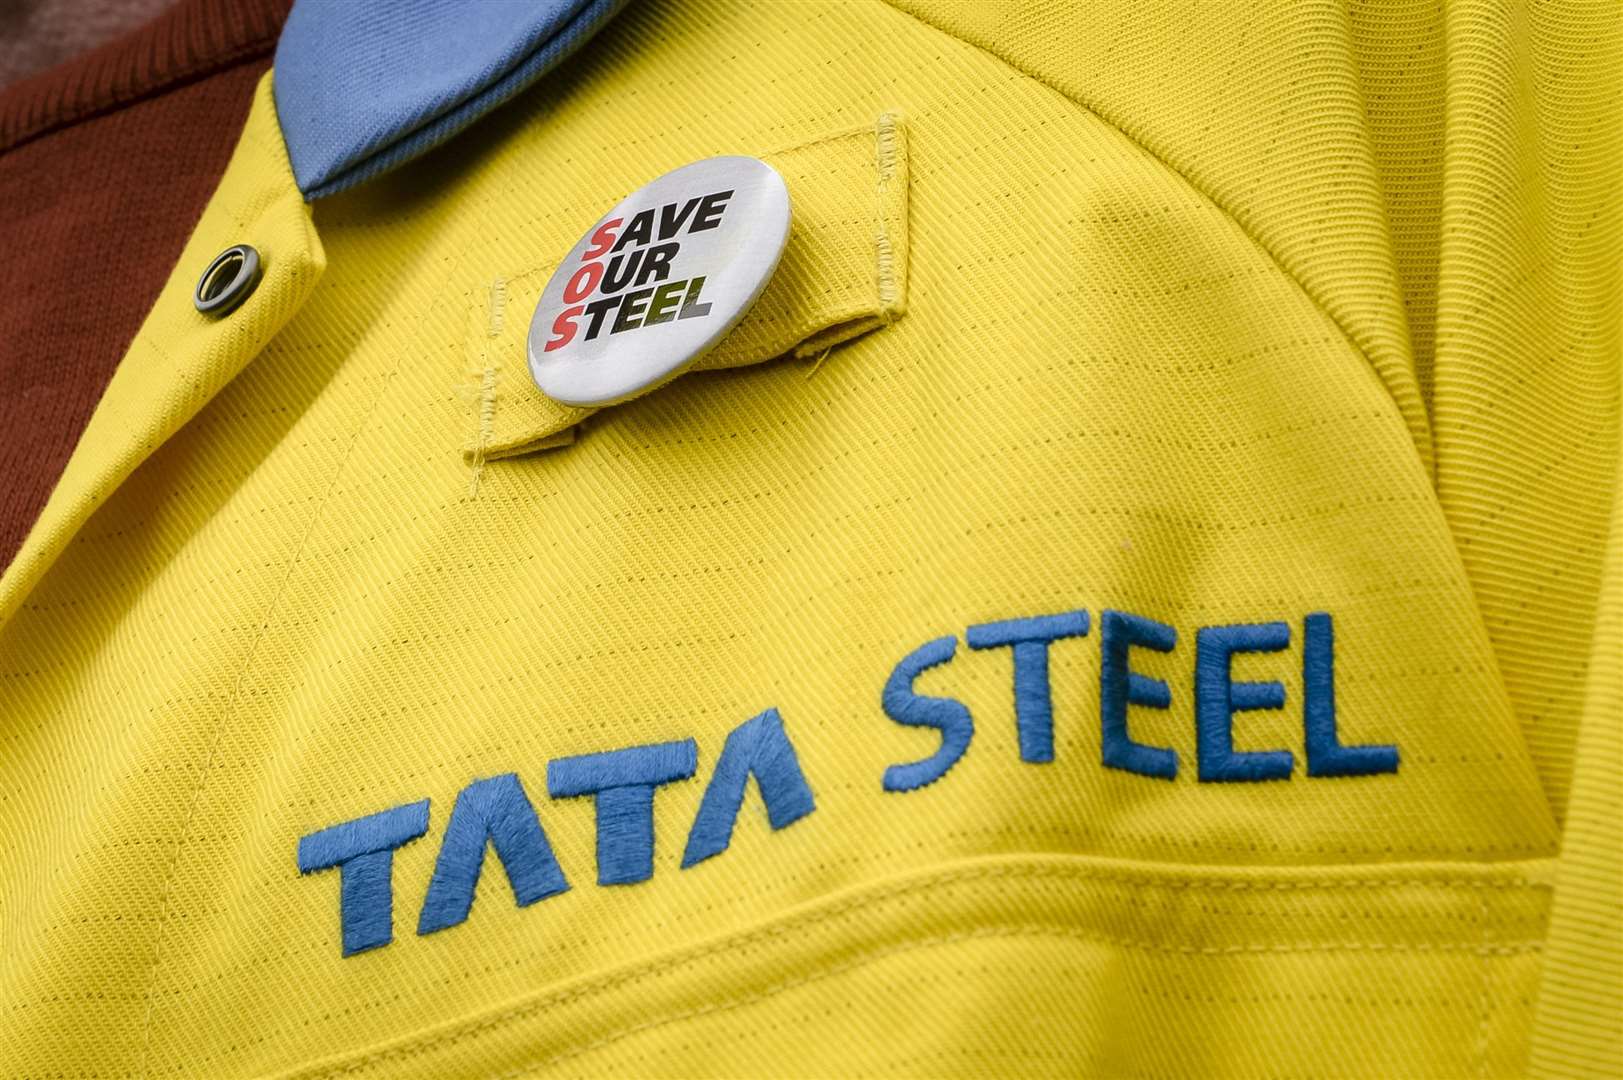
[527,156,791,407]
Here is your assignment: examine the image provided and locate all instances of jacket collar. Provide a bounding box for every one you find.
[272,0,627,199]
[0,76,321,630]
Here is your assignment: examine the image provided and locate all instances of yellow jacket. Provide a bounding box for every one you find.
[1,2,1618,1076]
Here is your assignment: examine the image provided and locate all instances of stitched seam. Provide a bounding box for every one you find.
[1477,891,1494,1078]
[159,850,1545,1021]
[134,243,466,1080]
[873,112,899,318]
[875,0,1427,465]
[468,365,498,498]
[307,860,1550,1076]
[327,922,1544,1079]
[524,927,1537,1077]
[466,278,505,496]
[487,276,507,339]
[497,924,1541,1078]
[757,122,874,159]
[135,466,327,1078]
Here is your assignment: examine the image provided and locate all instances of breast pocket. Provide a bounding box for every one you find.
[458,115,910,468]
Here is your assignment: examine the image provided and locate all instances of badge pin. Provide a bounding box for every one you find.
[527,156,792,407]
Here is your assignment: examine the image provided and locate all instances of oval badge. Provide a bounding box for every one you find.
[527,156,791,408]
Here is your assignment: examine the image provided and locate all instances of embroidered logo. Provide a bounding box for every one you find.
[297,608,1395,956]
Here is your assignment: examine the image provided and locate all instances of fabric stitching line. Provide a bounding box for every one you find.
[466,278,505,496]
[873,112,899,318]
[312,859,1549,1075]
[469,366,498,498]
[134,236,467,1080]
[876,0,1429,467]
[757,123,873,160]
[495,923,1541,1079]
[1476,890,1494,1079]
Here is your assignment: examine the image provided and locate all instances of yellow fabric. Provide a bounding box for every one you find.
[1531,396,1623,1076]
[891,0,1623,824]
[0,2,1616,1078]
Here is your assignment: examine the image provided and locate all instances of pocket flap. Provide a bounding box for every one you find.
[463,113,908,463]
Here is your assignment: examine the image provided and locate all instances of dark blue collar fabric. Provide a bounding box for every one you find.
[273,0,627,200]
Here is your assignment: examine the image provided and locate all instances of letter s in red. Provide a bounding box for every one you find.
[544,305,584,352]
[582,217,622,260]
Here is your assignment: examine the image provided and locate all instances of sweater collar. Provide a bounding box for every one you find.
[0,0,288,153]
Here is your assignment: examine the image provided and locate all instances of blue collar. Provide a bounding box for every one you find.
[273,0,628,200]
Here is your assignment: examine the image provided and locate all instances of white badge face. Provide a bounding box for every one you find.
[527,156,792,407]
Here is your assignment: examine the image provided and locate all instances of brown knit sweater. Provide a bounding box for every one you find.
[0,0,291,573]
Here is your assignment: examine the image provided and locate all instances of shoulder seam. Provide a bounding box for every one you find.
[876,0,1433,472]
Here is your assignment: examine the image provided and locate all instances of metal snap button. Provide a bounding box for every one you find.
[193,244,262,316]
